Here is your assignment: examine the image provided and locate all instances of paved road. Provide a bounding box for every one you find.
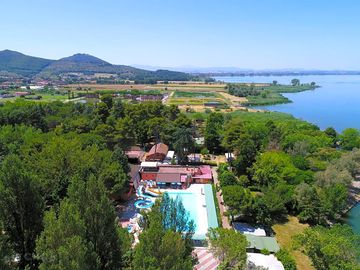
[212,167,231,229]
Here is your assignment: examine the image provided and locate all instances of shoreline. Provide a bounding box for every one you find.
[345,181,360,213]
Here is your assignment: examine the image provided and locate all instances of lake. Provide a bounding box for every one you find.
[214,74,360,234]
[214,75,360,132]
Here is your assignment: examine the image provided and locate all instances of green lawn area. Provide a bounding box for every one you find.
[168,97,226,105]
[246,92,290,105]
[173,91,219,98]
[272,216,315,270]
[228,83,317,106]
[37,94,68,101]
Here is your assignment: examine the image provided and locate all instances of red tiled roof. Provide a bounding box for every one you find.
[155,173,181,183]
[193,165,212,179]
[148,143,168,156]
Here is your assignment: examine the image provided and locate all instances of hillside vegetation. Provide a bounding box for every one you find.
[0,50,194,82]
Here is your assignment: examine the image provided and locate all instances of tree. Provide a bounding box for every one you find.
[112,146,130,174]
[295,183,323,224]
[272,80,278,86]
[319,183,348,221]
[324,127,337,146]
[222,185,252,221]
[173,127,195,164]
[276,249,296,270]
[115,116,136,147]
[111,99,125,118]
[340,128,360,150]
[295,225,360,270]
[160,193,195,245]
[36,200,99,270]
[233,134,258,176]
[0,222,12,270]
[95,102,110,122]
[219,171,238,187]
[133,196,194,270]
[251,151,299,186]
[0,155,44,270]
[291,79,300,86]
[100,94,113,110]
[205,113,224,154]
[207,228,248,270]
[68,176,127,270]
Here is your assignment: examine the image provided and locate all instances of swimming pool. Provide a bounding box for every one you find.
[166,184,218,240]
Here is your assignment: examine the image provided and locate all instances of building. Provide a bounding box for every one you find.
[233,222,266,236]
[140,163,212,188]
[145,143,169,162]
[14,91,29,97]
[225,153,235,162]
[163,150,175,164]
[245,235,280,253]
[125,146,145,163]
[247,253,284,270]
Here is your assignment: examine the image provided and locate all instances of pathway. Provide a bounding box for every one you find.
[193,247,219,270]
[211,167,231,229]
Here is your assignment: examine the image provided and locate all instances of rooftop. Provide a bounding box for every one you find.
[233,222,266,236]
[148,143,168,156]
[247,253,284,270]
[245,235,280,253]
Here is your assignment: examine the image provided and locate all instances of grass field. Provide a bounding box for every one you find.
[272,216,315,270]
[168,97,225,105]
[173,91,219,98]
[246,92,290,105]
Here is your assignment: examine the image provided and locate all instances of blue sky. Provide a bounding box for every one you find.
[1,0,360,69]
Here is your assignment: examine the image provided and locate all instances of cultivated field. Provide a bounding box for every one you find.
[63,83,252,112]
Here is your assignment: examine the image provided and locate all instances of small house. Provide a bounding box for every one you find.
[245,235,280,253]
[145,143,169,162]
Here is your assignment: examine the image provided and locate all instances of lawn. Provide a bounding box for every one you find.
[246,92,290,106]
[272,216,315,270]
[173,91,219,98]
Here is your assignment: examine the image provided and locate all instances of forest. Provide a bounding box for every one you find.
[0,97,359,269]
[202,110,360,269]
[0,98,198,270]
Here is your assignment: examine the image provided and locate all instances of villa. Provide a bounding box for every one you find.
[145,143,169,162]
[140,163,212,188]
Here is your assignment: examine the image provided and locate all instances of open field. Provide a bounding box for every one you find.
[64,83,227,92]
[272,216,315,270]
[173,91,220,98]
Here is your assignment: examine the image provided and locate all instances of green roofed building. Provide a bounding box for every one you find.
[245,235,280,253]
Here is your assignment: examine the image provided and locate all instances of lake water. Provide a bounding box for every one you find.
[214,74,360,234]
[214,75,360,132]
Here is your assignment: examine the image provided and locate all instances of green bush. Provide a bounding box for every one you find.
[276,249,297,270]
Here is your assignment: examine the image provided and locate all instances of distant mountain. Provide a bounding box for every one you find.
[0,50,194,82]
[0,50,54,76]
[38,53,141,77]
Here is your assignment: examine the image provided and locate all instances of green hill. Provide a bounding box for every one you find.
[0,50,54,76]
[0,50,193,82]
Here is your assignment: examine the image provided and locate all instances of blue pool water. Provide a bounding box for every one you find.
[167,192,200,225]
[166,184,218,240]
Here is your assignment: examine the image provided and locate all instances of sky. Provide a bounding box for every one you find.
[1,0,360,69]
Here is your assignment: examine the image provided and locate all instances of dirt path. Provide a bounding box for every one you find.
[218,91,247,105]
